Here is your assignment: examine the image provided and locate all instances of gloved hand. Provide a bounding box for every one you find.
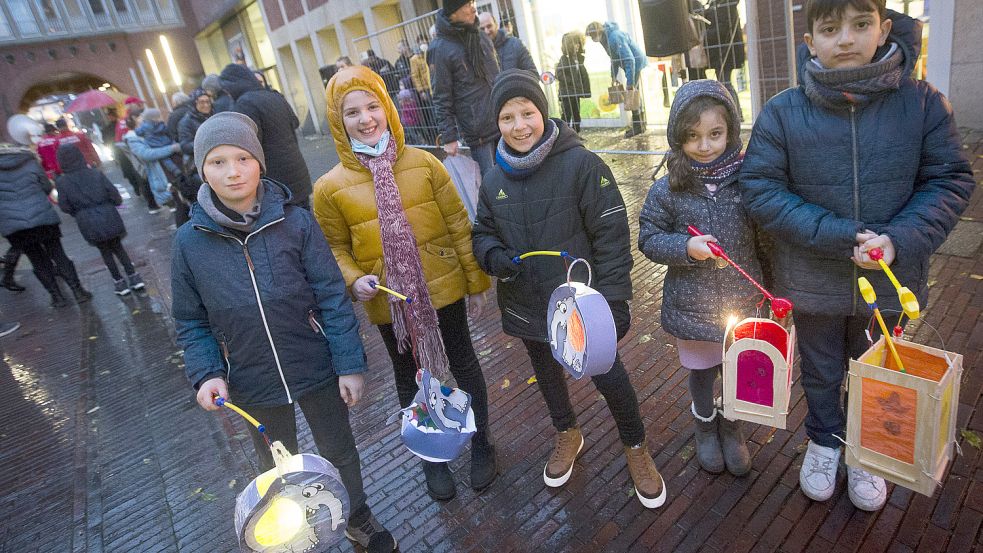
[608,300,631,341]
[488,248,521,281]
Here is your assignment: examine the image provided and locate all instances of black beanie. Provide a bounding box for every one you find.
[442,0,469,16]
[491,69,548,120]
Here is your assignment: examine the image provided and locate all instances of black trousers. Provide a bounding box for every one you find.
[94,237,135,281]
[560,97,582,131]
[378,299,490,436]
[523,339,645,446]
[244,379,368,518]
[16,228,81,292]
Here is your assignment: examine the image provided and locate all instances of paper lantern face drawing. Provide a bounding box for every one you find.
[722,318,795,429]
[391,369,476,462]
[547,282,616,379]
[235,449,350,552]
[846,338,963,497]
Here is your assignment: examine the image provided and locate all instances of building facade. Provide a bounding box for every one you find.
[0,0,205,140]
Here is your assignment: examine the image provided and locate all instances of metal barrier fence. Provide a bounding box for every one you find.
[344,2,794,150]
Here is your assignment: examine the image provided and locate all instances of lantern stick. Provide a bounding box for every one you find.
[866,248,920,320]
[512,250,570,264]
[857,278,906,373]
[369,281,412,303]
[214,396,267,433]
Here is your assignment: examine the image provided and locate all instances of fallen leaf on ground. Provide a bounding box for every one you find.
[501,378,510,389]
[638,334,652,344]
[527,376,537,384]
[961,429,981,449]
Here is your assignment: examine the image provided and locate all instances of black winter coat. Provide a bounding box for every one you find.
[472,121,633,341]
[55,145,125,245]
[556,53,591,99]
[429,10,501,146]
[638,174,762,341]
[220,63,312,205]
[166,101,192,142]
[178,109,209,156]
[493,30,537,75]
[0,148,60,237]
[739,13,974,316]
[212,90,234,114]
[704,0,746,72]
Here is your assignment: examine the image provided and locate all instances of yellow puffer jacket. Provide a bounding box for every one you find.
[313,66,490,325]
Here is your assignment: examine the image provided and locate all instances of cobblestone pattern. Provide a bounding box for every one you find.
[0,129,978,552]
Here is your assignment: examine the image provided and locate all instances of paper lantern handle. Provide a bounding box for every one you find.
[566,257,592,288]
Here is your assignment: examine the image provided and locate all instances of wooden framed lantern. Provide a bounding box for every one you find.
[722,317,796,429]
[845,337,963,497]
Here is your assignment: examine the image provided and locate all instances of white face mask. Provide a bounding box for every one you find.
[419,43,428,53]
[350,130,391,157]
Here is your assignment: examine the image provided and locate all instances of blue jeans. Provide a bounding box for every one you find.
[794,313,874,449]
[467,141,497,179]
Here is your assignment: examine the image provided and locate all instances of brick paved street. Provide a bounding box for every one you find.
[0,129,979,553]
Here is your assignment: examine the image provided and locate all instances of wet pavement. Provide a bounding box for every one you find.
[0,129,980,553]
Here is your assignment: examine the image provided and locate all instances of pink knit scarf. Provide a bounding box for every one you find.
[355,138,449,377]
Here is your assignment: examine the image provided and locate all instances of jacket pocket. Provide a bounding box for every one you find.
[217,334,233,380]
[423,242,459,267]
[504,307,532,325]
[308,309,327,338]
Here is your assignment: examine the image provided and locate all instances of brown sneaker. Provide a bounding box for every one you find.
[543,427,584,487]
[624,445,667,508]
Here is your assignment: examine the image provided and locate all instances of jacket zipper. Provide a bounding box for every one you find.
[219,339,232,377]
[194,219,293,402]
[849,105,859,315]
[504,307,531,324]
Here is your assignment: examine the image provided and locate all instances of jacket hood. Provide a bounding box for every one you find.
[493,29,508,48]
[667,79,741,150]
[190,178,292,231]
[546,118,585,159]
[220,63,262,100]
[435,9,476,39]
[796,9,923,82]
[325,65,405,172]
[56,143,88,172]
[136,120,167,137]
[0,145,37,170]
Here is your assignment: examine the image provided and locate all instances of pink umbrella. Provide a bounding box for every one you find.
[65,90,127,113]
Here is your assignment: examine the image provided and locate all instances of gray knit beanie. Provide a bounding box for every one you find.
[491,68,548,121]
[193,111,266,181]
[201,74,222,94]
[666,79,740,150]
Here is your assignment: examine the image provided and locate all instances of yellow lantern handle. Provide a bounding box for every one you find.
[214,396,266,432]
[371,282,411,303]
[876,259,903,289]
[515,250,569,262]
[857,278,906,373]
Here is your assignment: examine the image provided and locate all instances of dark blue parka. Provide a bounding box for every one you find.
[739,14,974,316]
[55,144,126,245]
[0,147,59,237]
[171,180,367,408]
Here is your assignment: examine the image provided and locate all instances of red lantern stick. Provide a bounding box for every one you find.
[686,225,793,318]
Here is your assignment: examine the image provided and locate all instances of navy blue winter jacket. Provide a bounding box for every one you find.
[55,144,126,245]
[0,148,60,237]
[171,180,367,408]
[739,14,974,316]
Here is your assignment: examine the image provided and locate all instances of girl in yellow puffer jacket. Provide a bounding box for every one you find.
[313,66,495,502]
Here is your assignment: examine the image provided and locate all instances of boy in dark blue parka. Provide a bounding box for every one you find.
[171,111,397,552]
[740,1,973,511]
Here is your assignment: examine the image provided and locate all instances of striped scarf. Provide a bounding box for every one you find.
[690,145,743,192]
[355,138,449,377]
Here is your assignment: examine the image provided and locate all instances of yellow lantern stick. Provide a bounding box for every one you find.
[867,248,920,320]
[369,281,412,303]
[858,277,906,373]
[214,396,267,432]
[512,250,571,264]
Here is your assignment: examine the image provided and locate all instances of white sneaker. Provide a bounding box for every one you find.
[847,466,887,511]
[799,441,840,501]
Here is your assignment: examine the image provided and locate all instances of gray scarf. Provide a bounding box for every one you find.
[802,43,905,110]
[495,119,560,179]
[197,183,264,233]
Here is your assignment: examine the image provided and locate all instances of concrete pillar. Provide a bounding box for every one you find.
[929,0,983,129]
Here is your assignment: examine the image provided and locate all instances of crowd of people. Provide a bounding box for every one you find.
[0,1,976,551]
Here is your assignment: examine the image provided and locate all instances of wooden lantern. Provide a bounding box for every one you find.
[722,317,796,429]
[845,337,963,496]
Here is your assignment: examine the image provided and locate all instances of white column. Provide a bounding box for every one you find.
[926,0,954,96]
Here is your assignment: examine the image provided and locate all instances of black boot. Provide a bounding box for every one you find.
[470,431,498,491]
[421,460,456,500]
[70,283,92,304]
[2,274,25,292]
[0,254,24,292]
[50,289,70,308]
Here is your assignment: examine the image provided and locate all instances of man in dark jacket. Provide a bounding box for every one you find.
[740,5,973,512]
[220,62,313,209]
[202,74,233,113]
[363,49,399,93]
[166,91,192,142]
[479,12,538,75]
[429,0,501,176]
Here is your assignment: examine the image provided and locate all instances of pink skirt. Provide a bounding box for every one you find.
[678,339,722,370]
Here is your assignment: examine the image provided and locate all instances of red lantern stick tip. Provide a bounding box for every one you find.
[868,247,884,261]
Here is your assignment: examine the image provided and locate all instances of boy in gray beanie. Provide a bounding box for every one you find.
[174,107,399,552]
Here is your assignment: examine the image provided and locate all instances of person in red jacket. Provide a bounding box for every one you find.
[36,123,61,178]
[115,97,145,142]
[55,119,100,168]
